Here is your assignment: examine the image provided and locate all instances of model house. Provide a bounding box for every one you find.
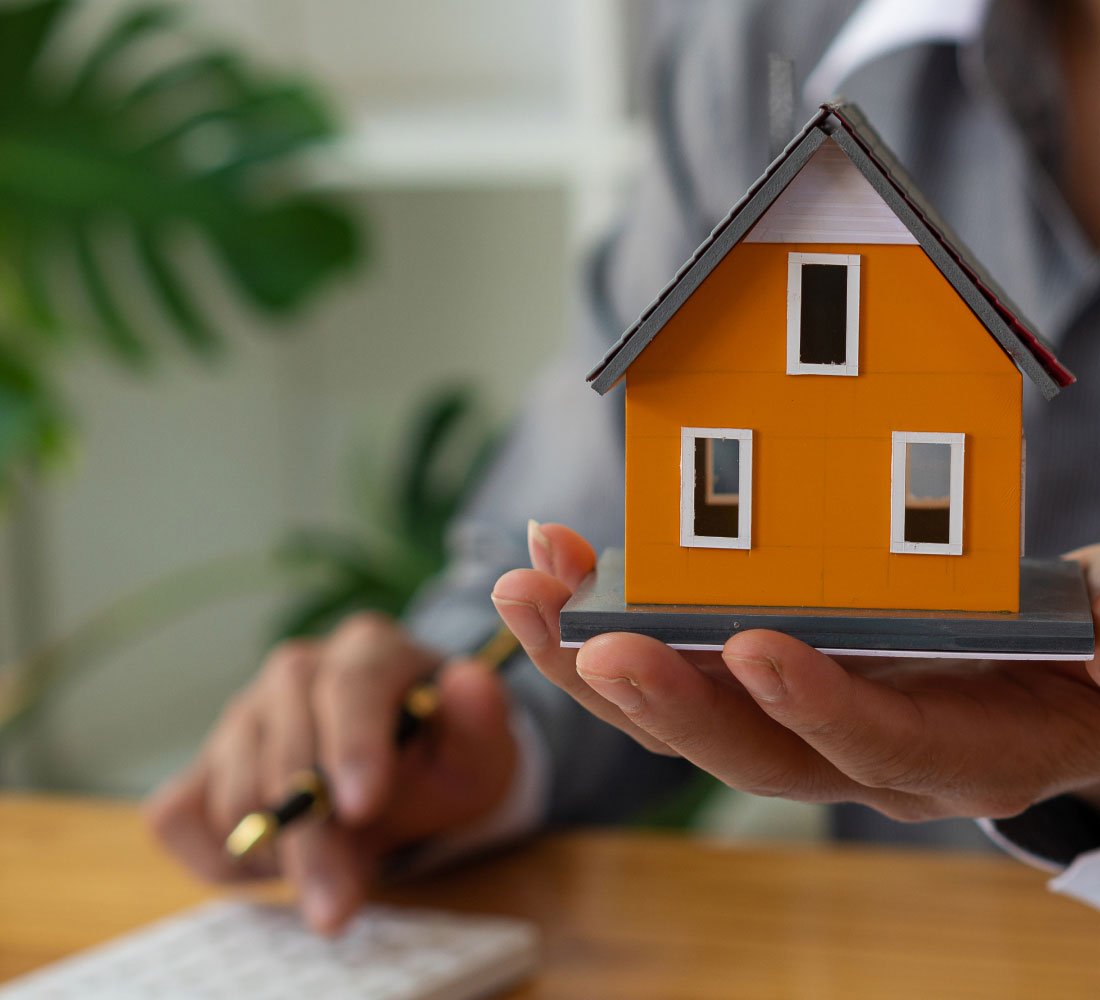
[586,102,1074,614]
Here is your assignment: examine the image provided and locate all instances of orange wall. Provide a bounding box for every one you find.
[624,242,1023,612]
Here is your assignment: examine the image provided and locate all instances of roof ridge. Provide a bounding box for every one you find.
[587,101,1073,400]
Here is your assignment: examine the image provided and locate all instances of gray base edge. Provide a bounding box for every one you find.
[559,549,1096,661]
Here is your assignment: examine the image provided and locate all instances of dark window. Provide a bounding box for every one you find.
[693,437,740,538]
[799,263,848,365]
[904,442,952,544]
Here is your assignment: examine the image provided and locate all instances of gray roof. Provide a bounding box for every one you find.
[586,101,1074,400]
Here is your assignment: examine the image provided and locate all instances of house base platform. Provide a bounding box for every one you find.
[560,549,1095,661]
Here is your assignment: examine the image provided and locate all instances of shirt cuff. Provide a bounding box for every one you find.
[397,705,550,875]
[1049,849,1100,910]
[978,795,1100,911]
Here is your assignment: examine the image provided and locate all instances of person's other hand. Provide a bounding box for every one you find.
[145,614,516,934]
[493,523,1100,822]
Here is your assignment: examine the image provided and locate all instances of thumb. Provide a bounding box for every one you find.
[527,519,597,590]
[1063,543,1100,598]
[380,659,517,845]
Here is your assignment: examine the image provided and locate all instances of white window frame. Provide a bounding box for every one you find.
[786,252,861,376]
[890,431,965,556]
[680,427,753,550]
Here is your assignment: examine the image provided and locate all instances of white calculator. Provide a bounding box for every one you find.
[0,900,540,999]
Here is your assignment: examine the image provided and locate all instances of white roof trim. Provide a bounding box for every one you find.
[803,0,993,107]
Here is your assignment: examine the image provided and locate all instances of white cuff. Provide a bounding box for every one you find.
[978,817,1100,910]
[400,705,550,874]
[1049,848,1100,911]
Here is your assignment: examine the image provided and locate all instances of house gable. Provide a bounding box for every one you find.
[745,139,916,245]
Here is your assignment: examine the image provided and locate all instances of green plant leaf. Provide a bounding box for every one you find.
[397,386,477,533]
[6,217,60,334]
[0,0,66,98]
[0,344,66,479]
[277,528,386,580]
[67,4,179,106]
[205,198,359,311]
[0,0,364,482]
[115,51,251,118]
[0,6,359,346]
[272,582,409,642]
[134,226,217,357]
[72,222,148,365]
[201,85,335,176]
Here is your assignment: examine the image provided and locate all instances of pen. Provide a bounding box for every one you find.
[225,624,519,860]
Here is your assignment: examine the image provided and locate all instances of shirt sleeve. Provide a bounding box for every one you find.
[978,796,1100,909]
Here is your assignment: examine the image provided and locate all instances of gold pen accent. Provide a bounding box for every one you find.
[403,683,441,722]
[473,625,520,669]
[225,769,330,860]
[225,811,276,860]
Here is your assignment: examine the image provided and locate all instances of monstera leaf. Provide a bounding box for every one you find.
[0,0,360,481]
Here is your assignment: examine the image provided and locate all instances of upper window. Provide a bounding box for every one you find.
[786,252,861,376]
[890,432,965,555]
[680,428,752,550]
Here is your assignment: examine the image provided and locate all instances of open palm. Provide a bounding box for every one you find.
[492,523,1100,821]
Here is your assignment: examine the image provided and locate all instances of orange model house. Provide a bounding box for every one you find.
[585,102,1076,617]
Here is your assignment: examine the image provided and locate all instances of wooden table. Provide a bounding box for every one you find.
[1,795,1098,999]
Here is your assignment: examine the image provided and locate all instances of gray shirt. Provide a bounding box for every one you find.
[405,0,1100,830]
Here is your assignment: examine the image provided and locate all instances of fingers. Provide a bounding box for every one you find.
[204,693,265,840]
[289,657,518,926]
[527,520,597,590]
[379,659,517,845]
[254,639,369,930]
[721,631,939,803]
[258,641,320,803]
[150,610,471,930]
[491,568,673,755]
[280,822,375,935]
[1062,545,1100,681]
[312,613,441,824]
[145,763,260,883]
[575,631,853,801]
[1063,544,1100,597]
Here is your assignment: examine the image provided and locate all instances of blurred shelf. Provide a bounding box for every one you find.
[305,102,647,190]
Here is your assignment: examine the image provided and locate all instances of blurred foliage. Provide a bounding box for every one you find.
[0,385,500,740]
[0,0,360,484]
[633,771,723,830]
[272,386,500,640]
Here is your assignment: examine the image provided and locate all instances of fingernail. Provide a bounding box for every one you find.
[527,519,554,575]
[490,593,549,649]
[303,881,341,933]
[577,670,645,713]
[726,655,786,702]
[335,763,375,819]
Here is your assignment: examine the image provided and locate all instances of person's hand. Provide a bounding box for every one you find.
[492,522,1100,822]
[145,614,517,934]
